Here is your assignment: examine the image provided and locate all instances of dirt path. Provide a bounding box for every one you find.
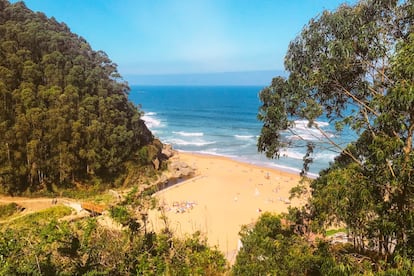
[0,196,122,230]
[0,196,70,212]
[0,196,88,224]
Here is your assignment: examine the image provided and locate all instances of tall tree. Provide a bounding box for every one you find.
[258,0,414,258]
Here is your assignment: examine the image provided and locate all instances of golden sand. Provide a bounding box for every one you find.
[148,151,306,262]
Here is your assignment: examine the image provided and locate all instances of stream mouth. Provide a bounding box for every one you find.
[157,175,194,191]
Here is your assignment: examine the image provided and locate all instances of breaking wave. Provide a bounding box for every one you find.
[234,135,255,140]
[168,138,216,147]
[173,131,204,137]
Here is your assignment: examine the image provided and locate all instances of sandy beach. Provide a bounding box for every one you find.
[148,151,308,263]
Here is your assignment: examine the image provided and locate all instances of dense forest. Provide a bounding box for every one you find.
[0,0,154,194]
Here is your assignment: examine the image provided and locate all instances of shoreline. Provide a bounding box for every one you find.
[176,149,319,179]
[149,150,309,263]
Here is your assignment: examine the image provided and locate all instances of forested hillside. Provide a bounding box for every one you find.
[0,0,153,194]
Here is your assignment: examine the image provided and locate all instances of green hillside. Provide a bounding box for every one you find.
[0,0,154,194]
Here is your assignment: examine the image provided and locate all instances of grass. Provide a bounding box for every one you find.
[1,205,72,230]
[86,193,115,204]
[326,228,347,237]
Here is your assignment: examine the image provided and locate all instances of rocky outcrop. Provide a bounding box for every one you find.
[142,141,179,171]
[152,158,160,170]
[170,161,194,178]
[137,119,154,145]
[151,159,196,193]
[161,144,175,159]
[132,143,194,194]
[138,139,165,170]
[149,143,176,171]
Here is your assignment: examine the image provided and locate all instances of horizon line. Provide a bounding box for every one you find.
[123,69,287,77]
[123,69,288,86]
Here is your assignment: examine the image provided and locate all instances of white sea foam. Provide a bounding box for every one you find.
[314,152,337,161]
[169,138,216,147]
[173,131,204,137]
[286,120,334,141]
[266,162,303,174]
[280,148,337,162]
[294,120,329,129]
[197,150,237,159]
[286,133,334,141]
[142,112,163,129]
[142,116,161,128]
[280,149,304,160]
[262,156,321,178]
[234,135,255,140]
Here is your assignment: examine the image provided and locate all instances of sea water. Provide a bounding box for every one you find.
[128,86,356,177]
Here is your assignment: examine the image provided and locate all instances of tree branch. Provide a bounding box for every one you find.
[334,80,380,117]
[314,124,363,166]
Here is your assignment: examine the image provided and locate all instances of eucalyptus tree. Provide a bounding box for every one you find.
[258,0,414,257]
[233,213,325,275]
[0,0,154,193]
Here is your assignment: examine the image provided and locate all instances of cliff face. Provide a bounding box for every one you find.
[137,119,154,146]
[0,0,154,193]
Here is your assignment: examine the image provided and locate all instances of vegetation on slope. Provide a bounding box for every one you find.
[0,190,227,275]
[233,213,414,275]
[0,202,20,219]
[256,0,414,273]
[0,0,155,195]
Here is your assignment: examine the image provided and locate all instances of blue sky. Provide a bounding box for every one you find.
[13,0,356,84]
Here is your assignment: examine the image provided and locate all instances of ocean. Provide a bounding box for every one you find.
[128,86,356,177]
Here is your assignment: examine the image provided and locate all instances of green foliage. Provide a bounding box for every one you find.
[325,228,347,237]
[1,205,72,230]
[0,206,72,274]
[109,205,132,226]
[258,0,414,266]
[141,185,159,197]
[58,184,114,200]
[233,212,324,275]
[137,146,149,165]
[0,0,154,195]
[0,202,19,219]
[168,232,228,275]
[233,213,414,275]
[126,231,227,275]
[0,210,228,275]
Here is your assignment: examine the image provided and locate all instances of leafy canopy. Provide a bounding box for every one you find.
[0,0,153,194]
[258,0,414,260]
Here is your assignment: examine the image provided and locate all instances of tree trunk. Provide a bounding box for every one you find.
[6,142,10,163]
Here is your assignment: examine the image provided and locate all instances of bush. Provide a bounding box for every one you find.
[0,202,20,219]
[109,205,131,226]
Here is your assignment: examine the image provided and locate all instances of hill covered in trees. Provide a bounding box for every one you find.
[0,0,155,194]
